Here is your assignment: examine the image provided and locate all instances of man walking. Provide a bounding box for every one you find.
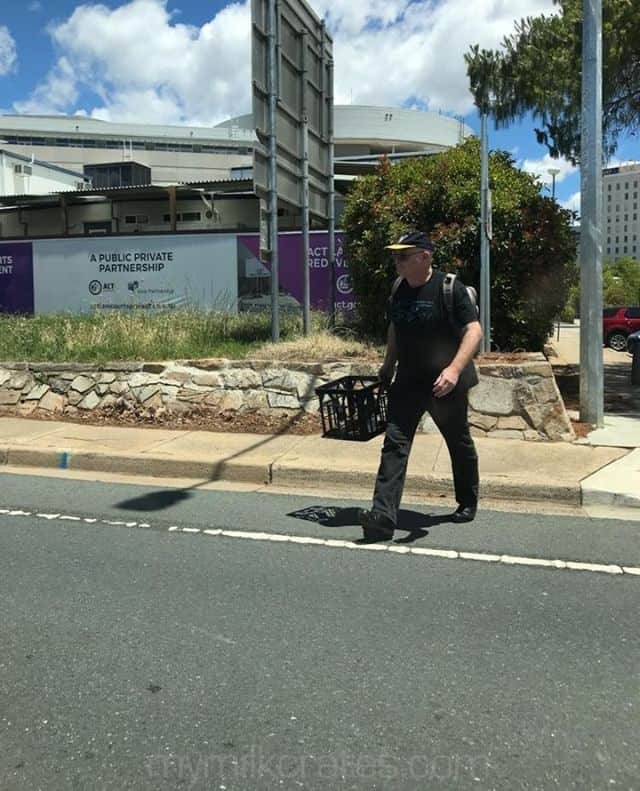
[360,231,483,541]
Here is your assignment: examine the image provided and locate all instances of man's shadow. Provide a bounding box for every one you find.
[287,505,455,543]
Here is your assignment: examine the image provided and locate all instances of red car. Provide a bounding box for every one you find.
[603,306,640,351]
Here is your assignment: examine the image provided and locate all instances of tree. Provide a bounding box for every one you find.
[465,0,640,162]
[342,139,577,351]
[603,257,640,305]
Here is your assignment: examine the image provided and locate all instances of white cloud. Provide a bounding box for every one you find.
[520,152,577,185]
[323,0,558,113]
[0,26,17,76]
[15,57,79,114]
[13,0,558,124]
[561,191,581,214]
[16,0,251,125]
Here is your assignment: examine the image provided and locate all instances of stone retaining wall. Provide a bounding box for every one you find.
[0,353,574,441]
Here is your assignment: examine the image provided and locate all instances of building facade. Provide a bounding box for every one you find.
[603,162,640,261]
[0,148,88,197]
[0,106,471,241]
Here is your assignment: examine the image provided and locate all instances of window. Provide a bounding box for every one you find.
[181,211,201,222]
[616,183,620,190]
[124,215,148,224]
[625,307,640,319]
[13,164,22,173]
[624,246,628,253]
[608,184,612,191]
[124,215,137,224]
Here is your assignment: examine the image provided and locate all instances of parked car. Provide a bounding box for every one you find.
[602,306,640,351]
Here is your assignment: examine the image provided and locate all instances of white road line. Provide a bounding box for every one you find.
[200,528,640,578]
[1,506,639,578]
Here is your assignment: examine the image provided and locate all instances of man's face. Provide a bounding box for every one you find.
[392,248,430,275]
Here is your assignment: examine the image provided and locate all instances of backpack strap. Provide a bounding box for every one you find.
[390,276,403,299]
[442,272,456,320]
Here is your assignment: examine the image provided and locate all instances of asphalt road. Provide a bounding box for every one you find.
[1,472,639,791]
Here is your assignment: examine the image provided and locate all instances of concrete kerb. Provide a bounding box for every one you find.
[3,446,274,484]
[0,417,634,511]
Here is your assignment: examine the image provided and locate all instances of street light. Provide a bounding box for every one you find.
[547,167,560,200]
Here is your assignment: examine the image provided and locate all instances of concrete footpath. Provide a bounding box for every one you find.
[0,416,637,519]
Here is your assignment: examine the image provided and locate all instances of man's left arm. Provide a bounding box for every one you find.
[432,321,483,398]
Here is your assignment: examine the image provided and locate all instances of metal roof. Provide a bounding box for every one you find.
[0,178,255,209]
[0,147,87,180]
[0,113,255,144]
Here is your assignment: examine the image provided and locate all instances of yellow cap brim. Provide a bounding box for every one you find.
[384,243,418,251]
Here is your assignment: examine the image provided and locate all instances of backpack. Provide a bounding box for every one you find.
[390,273,479,327]
[442,273,479,324]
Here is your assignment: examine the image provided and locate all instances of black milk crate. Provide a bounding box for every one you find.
[315,376,388,441]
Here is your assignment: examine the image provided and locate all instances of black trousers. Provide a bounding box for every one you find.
[372,380,479,525]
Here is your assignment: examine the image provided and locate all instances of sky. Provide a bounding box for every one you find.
[0,0,637,214]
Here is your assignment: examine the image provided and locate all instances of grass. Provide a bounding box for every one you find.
[0,310,381,364]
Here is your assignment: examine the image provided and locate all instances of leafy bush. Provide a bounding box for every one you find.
[603,257,640,306]
[341,139,577,351]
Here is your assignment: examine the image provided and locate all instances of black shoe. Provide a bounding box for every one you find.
[359,509,395,541]
[452,504,477,523]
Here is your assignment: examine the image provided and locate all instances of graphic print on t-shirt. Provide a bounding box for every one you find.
[391,299,437,325]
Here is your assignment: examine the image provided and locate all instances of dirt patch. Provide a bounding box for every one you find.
[570,420,593,439]
[3,404,324,436]
[478,352,539,362]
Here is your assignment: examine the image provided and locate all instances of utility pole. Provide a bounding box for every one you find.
[300,30,311,335]
[579,0,604,426]
[267,0,280,342]
[480,109,492,352]
[327,56,336,328]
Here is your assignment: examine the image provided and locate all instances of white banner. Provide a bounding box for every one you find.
[33,234,238,314]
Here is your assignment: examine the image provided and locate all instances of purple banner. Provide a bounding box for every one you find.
[238,231,355,312]
[0,242,34,314]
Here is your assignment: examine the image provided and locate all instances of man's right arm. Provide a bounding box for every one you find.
[379,322,398,386]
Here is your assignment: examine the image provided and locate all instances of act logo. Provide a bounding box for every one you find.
[336,274,352,295]
[89,280,115,295]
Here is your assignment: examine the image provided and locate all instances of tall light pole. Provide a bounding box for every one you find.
[579,0,604,426]
[480,107,492,353]
[547,167,560,200]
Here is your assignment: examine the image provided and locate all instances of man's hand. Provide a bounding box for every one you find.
[378,361,395,388]
[433,365,459,398]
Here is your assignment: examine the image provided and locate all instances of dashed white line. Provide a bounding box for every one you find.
[200,528,640,577]
[1,506,639,578]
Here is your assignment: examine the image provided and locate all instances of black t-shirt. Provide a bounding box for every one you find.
[389,271,479,389]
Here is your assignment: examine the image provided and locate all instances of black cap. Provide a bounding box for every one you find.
[385,231,434,252]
